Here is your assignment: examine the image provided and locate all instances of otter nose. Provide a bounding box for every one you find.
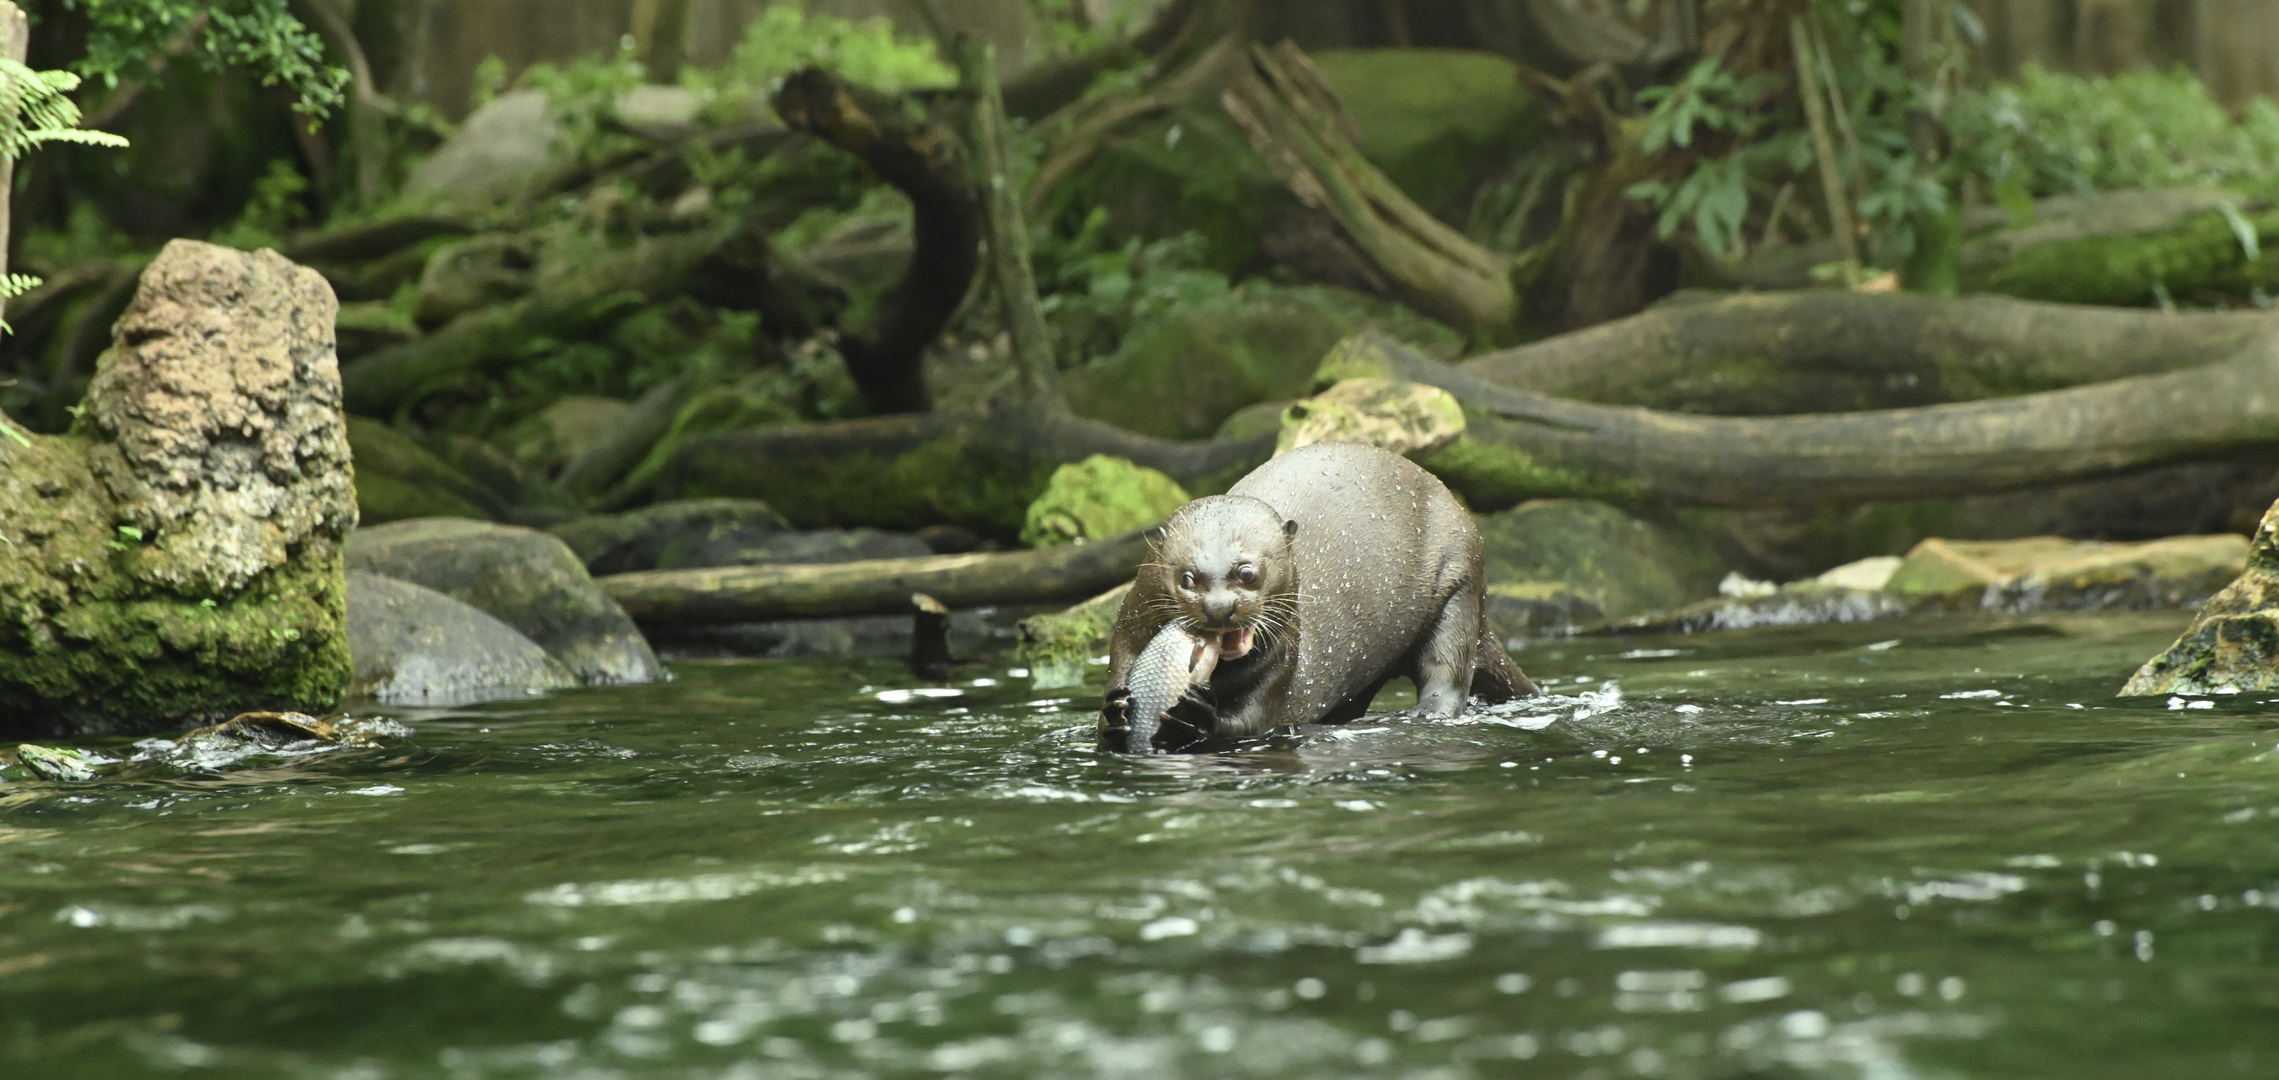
[1201,592,1239,625]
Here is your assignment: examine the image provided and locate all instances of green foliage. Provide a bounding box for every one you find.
[519,46,651,169]
[1032,209,1242,366]
[1947,65,2279,200]
[61,0,346,117]
[685,5,955,117]
[0,60,128,162]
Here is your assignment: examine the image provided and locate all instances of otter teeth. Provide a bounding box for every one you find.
[1221,627,1255,660]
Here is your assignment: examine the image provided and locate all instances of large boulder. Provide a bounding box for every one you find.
[344,571,575,704]
[345,518,663,685]
[0,240,356,736]
[404,91,565,210]
[2123,506,2279,695]
[1476,500,1728,633]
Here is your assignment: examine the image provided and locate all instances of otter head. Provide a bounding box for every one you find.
[1155,495,1298,663]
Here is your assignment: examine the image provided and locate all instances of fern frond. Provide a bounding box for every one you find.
[0,273,42,299]
[0,58,127,162]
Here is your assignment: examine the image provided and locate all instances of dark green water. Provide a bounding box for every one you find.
[4,610,2278,1079]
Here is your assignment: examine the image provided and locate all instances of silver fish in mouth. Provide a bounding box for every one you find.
[1114,623,1253,753]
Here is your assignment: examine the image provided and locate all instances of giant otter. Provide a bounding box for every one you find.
[1100,442,1537,752]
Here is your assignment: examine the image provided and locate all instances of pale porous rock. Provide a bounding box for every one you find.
[1886,534,2246,612]
[1276,377,1465,459]
[78,240,357,597]
[0,240,354,736]
[2124,502,2279,696]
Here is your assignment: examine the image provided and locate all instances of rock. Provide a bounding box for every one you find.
[15,744,105,781]
[1276,377,1465,459]
[345,518,663,685]
[502,396,637,477]
[1476,500,1728,635]
[1814,556,1904,592]
[1017,583,1130,690]
[346,416,497,524]
[1886,534,2247,611]
[732,528,933,564]
[0,240,356,736]
[1063,301,1350,439]
[2123,507,2279,695]
[550,498,792,574]
[612,84,704,142]
[1601,586,1908,636]
[404,91,565,210]
[1020,455,1190,548]
[344,571,576,704]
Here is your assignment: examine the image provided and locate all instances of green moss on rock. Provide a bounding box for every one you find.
[1021,455,1191,548]
[0,241,356,736]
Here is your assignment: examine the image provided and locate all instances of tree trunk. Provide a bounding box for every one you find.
[773,67,980,415]
[1327,324,2279,507]
[1454,290,2277,412]
[599,528,1155,623]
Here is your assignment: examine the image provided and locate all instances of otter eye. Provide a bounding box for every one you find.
[1179,570,1197,590]
[1236,564,1258,587]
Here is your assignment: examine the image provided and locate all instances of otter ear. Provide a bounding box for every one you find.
[1283,519,1298,539]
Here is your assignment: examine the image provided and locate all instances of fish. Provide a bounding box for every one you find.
[1116,623,1223,753]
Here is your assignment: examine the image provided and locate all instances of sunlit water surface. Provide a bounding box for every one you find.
[4,610,2278,1079]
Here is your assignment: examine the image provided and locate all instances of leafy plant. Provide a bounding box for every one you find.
[60,0,347,117]
[0,60,129,323]
[686,6,955,119]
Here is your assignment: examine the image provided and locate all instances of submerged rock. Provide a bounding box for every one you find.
[346,518,663,686]
[1020,455,1189,549]
[1016,583,1131,690]
[2124,505,2279,696]
[1888,534,2245,612]
[0,240,356,736]
[345,571,576,704]
[1476,500,1728,635]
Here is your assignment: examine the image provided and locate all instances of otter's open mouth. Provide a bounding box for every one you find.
[1187,627,1255,686]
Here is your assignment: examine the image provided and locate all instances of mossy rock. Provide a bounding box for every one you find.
[1064,303,1347,439]
[0,241,356,736]
[549,499,792,575]
[1021,455,1191,548]
[347,518,663,686]
[1475,500,1728,629]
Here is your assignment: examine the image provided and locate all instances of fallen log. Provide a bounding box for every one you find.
[1323,326,2279,507]
[599,529,1155,623]
[645,403,1273,530]
[1457,290,2278,412]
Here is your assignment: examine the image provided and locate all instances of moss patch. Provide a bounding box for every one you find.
[0,433,349,736]
[1416,428,1636,511]
[1021,455,1191,548]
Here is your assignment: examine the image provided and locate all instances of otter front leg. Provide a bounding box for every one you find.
[1407,587,1482,718]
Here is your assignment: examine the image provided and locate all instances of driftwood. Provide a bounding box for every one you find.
[1330,324,2279,507]
[1222,40,1516,335]
[1457,290,2278,411]
[646,405,1272,529]
[599,529,1155,624]
[773,68,979,414]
